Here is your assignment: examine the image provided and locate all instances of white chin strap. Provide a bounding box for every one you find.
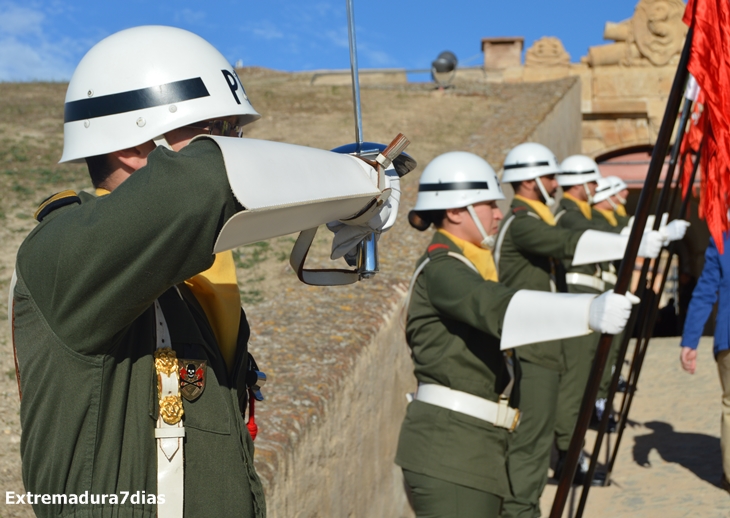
[535,177,555,207]
[607,197,618,210]
[466,204,496,250]
[153,135,174,151]
[583,184,594,205]
[616,194,627,205]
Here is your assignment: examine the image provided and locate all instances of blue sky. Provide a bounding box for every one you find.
[0,1,667,82]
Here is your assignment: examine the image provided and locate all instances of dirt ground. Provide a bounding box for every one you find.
[541,337,730,518]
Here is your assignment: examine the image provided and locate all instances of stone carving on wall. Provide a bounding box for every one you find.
[584,0,687,67]
[525,37,571,67]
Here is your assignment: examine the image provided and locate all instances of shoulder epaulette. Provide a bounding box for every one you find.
[34,190,81,222]
[427,243,449,253]
[512,206,528,214]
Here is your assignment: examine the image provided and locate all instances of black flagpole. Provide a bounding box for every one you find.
[549,26,693,518]
[603,138,703,484]
[575,133,702,518]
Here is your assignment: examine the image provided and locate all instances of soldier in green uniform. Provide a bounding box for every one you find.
[395,151,636,518]
[495,144,665,518]
[10,26,402,518]
[562,172,688,452]
[552,155,622,481]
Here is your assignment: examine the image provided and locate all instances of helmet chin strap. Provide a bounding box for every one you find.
[607,197,618,210]
[153,135,174,151]
[466,204,496,250]
[535,177,555,207]
[616,194,627,205]
[583,183,594,204]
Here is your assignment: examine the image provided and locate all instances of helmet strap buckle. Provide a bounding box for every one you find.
[466,204,496,250]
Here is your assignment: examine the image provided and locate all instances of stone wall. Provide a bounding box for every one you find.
[265,296,415,518]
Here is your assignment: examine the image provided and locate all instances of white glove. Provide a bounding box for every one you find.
[659,219,690,245]
[637,230,663,259]
[620,214,655,236]
[328,166,400,260]
[588,291,635,335]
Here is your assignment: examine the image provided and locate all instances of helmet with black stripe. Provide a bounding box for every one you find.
[501,142,561,207]
[60,26,260,163]
[409,151,503,248]
[558,154,602,203]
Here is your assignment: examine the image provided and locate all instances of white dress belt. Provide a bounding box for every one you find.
[154,300,184,518]
[414,383,520,432]
[565,272,605,292]
[601,271,618,285]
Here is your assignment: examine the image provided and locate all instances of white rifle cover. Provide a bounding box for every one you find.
[199,135,381,253]
[501,290,596,349]
[572,230,629,266]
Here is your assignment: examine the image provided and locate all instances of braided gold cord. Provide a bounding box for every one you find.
[154,348,178,376]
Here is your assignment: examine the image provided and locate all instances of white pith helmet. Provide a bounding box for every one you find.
[501,143,561,183]
[502,142,561,206]
[608,175,629,206]
[60,25,260,163]
[557,155,602,186]
[410,151,503,249]
[608,176,628,196]
[413,151,504,211]
[592,177,614,204]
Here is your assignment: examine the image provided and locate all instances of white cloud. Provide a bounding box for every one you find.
[0,2,88,81]
[324,28,350,50]
[250,21,284,41]
[0,36,75,81]
[0,4,44,37]
[359,46,396,68]
[174,8,207,26]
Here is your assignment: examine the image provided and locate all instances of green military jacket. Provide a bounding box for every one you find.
[13,139,265,517]
[495,198,584,371]
[555,197,619,294]
[395,232,518,497]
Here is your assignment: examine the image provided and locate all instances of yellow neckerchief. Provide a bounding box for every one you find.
[596,208,618,227]
[96,188,241,374]
[563,192,592,220]
[184,253,240,373]
[437,229,498,281]
[615,204,627,217]
[514,194,556,226]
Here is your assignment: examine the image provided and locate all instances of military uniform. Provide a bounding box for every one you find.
[495,196,584,518]
[12,139,265,517]
[395,231,519,516]
[593,207,629,403]
[553,195,619,452]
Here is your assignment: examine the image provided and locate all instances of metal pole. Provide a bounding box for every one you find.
[549,26,693,518]
[345,0,378,278]
[346,0,363,148]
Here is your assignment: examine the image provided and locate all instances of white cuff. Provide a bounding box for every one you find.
[501,290,596,349]
[572,230,628,266]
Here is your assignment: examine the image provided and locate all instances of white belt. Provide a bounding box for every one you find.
[601,271,617,285]
[566,272,605,292]
[414,383,521,432]
[154,300,184,518]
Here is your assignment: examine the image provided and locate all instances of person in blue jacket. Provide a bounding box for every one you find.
[680,233,730,493]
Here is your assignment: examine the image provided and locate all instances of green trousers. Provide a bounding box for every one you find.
[597,331,625,400]
[403,469,503,518]
[554,333,600,451]
[501,361,561,518]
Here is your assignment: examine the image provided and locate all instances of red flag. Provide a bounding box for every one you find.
[678,90,705,203]
[684,0,730,253]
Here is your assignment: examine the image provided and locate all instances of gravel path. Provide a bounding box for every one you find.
[541,337,730,517]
